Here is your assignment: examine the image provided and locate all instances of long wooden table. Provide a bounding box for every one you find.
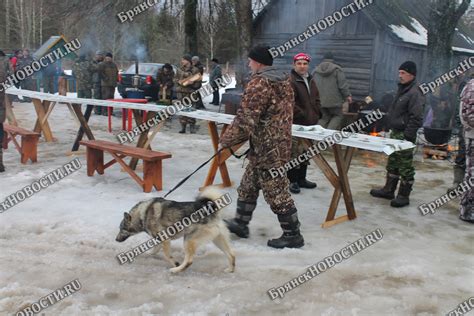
[5,88,169,170]
[179,110,415,228]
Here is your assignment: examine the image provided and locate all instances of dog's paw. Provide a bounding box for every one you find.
[224,267,235,273]
[169,267,182,273]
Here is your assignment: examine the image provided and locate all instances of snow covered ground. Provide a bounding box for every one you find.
[0,86,473,315]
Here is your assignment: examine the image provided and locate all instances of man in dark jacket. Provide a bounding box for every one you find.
[288,53,321,194]
[370,61,425,207]
[209,58,222,105]
[17,49,36,102]
[98,52,119,116]
[221,45,304,249]
[92,51,104,114]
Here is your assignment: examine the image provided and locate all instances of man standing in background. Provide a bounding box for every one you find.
[313,52,352,130]
[192,56,205,110]
[176,54,201,134]
[370,61,424,208]
[209,58,222,106]
[288,53,321,194]
[92,51,104,115]
[73,53,94,99]
[17,49,36,101]
[98,52,119,116]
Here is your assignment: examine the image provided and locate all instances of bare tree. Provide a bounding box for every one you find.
[234,0,253,87]
[184,0,198,55]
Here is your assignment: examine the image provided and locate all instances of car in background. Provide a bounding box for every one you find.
[117,63,177,101]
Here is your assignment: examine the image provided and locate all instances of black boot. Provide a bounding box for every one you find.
[267,210,304,249]
[390,180,413,207]
[287,169,300,194]
[224,200,256,238]
[190,124,197,134]
[179,123,187,134]
[0,148,4,173]
[298,165,317,189]
[459,203,474,223]
[370,173,399,200]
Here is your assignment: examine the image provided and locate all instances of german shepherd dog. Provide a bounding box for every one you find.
[116,187,235,273]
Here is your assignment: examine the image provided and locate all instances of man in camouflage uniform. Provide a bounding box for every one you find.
[98,52,119,116]
[156,63,174,102]
[459,74,474,223]
[92,51,104,114]
[220,45,304,249]
[0,50,11,172]
[17,49,36,102]
[175,54,201,134]
[192,56,205,110]
[72,54,94,98]
[370,61,424,207]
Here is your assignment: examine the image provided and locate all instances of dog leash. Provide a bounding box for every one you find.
[163,145,249,198]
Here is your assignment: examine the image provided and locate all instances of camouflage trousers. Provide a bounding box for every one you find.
[237,162,296,215]
[460,137,474,217]
[178,92,196,125]
[386,130,415,181]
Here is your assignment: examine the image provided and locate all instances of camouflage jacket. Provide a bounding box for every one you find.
[0,56,10,123]
[174,64,201,97]
[99,61,119,88]
[92,61,102,86]
[460,79,474,139]
[73,58,95,90]
[220,67,294,169]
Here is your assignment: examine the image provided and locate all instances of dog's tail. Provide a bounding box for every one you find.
[196,187,229,212]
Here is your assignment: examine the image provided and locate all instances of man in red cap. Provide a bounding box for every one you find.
[288,53,321,194]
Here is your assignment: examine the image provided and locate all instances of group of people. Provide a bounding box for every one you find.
[216,44,472,250]
[72,51,119,116]
[165,54,222,134]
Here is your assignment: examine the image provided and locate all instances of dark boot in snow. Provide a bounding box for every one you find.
[447,165,465,194]
[179,123,187,134]
[268,210,304,249]
[289,182,301,194]
[224,200,256,238]
[391,180,413,208]
[370,173,399,200]
[190,124,197,134]
[298,165,317,189]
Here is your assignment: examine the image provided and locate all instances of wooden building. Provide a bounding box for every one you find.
[253,0,474,101]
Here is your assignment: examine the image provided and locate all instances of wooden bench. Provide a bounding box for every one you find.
[2,124,40,164]
[79,140,172,192]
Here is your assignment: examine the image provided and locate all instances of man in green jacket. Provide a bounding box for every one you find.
[313,52,352,130]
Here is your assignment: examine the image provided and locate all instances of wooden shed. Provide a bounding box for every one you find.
[253,0,474,101]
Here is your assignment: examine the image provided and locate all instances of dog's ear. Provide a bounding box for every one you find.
[124,212,131,221]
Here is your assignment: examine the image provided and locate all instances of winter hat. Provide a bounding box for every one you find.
[293,53,311,63]
[95,50,105,56]
[323,51,334,60]
[105,52,113,58]
[399,61,417,76]
[211,58,219,63]
[182,54,192,63]
[248,45,273,66]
